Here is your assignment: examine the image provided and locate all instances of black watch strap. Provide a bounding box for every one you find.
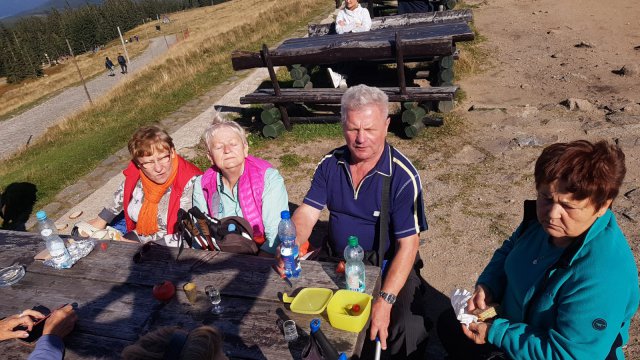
[379,291,397,305]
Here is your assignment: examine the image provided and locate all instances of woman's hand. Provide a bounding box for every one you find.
[0,309,46,341]
[461,321,491,344]
[467,284,494,312]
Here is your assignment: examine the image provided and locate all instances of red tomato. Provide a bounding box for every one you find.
[153,280,176,302]
[336,261,346,274]
[352,304,361,313]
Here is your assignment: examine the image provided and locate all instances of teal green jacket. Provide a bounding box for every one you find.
[478,206,639,359]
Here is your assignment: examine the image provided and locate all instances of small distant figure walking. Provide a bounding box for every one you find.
[105,57,115,76]
[117,53,128,74]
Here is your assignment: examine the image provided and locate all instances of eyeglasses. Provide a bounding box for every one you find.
[138,154,171,170]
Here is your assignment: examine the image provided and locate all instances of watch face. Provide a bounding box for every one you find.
[379,291,396,304]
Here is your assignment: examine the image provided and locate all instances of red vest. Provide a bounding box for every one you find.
[122,155,202,235]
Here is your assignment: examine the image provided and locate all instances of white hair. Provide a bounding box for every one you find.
[202,112,248,150]
[340,84,389,124]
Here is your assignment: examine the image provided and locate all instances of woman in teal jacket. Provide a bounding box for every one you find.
[438,140,639,359]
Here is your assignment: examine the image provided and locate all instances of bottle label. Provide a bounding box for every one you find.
[347,274,359,290]
[281,246,300,278]
[41,229,53,237]
[346,266,365,292]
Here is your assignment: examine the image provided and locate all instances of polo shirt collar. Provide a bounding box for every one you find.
[337,143,392,177]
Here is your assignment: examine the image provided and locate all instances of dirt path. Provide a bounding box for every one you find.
[0,35,177,161]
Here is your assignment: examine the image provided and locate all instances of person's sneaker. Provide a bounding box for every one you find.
[326,67,343,88]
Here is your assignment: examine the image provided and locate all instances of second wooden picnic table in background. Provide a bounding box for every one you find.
[0,230,381,359]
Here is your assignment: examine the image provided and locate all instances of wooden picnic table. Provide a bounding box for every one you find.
[0,230,381,359]
[232,21,473,71]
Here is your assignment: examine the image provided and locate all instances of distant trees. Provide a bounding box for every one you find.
[0,0,219,83]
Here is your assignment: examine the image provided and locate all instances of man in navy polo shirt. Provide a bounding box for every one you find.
[291,84,429,359]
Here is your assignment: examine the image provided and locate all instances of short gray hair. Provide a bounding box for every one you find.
[202,113,248,150]
[340,84,389,124]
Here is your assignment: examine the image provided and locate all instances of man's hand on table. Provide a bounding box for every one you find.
[0,309,46,341]
[369,298,392,350]
[43,304,77,339]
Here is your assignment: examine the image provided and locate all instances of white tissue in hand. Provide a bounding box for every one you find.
[450,288,478,326]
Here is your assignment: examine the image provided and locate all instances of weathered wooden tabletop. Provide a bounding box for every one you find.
[0,230,381,359]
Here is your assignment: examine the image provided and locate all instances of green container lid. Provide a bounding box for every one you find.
[348,236,358,247]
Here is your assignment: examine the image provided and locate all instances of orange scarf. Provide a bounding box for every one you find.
[136,155,179,235]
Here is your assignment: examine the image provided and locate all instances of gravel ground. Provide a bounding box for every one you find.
[0,35,177,161]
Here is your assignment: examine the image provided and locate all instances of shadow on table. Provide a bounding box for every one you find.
[64,244,272,359]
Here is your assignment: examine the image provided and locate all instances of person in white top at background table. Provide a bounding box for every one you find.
[327,0,372,88]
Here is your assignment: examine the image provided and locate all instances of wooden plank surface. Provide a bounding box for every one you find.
[240,86,458,105]
[0,230,381,359]
[232,21,473,70]
[307,9,474,37]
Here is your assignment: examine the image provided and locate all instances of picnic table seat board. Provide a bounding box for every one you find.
[231,21,473,71]
[0,230,381,359]
[240,86,458,104]
[307,8,473,37]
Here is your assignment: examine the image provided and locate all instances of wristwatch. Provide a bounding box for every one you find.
[378,291,397,305]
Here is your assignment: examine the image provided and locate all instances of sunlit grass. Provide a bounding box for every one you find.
[0,0,333,210]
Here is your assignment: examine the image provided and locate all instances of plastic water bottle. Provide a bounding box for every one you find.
[36,210,71,268]
[344,235,365,292]
[278,210,301,278]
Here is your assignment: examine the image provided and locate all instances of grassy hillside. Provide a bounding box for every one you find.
[0,0,334,210]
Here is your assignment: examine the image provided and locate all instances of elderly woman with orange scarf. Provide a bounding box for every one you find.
[82,126,202,246]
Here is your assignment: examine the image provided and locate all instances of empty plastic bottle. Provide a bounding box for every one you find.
[344,235,365,292]
[36,210,71,269]
[278,210,301,278]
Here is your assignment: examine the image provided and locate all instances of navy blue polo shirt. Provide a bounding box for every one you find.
[303,143,428,253]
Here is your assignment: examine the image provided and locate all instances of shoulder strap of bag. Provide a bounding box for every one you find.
[376,145,393,267]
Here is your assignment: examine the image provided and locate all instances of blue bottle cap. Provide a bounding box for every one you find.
[36,210,47,221]
[280,210,291,220]
[310,318,321,334]
[228,223,236,232]
[338,353,347,360]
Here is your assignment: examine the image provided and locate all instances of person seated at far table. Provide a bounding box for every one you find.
[335,0,372,34]
[80,126,202,246]
[0,304,77,360]
[437,140,640,360]
[327,0,372,88]
[122,325,227,360]
[192,116,292,257]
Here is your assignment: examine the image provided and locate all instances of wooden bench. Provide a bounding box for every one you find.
[240,86,457,105]
[241,86,456,138]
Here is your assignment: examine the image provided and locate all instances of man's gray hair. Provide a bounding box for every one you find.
[340,84,389,123]
[202,112,248,150]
